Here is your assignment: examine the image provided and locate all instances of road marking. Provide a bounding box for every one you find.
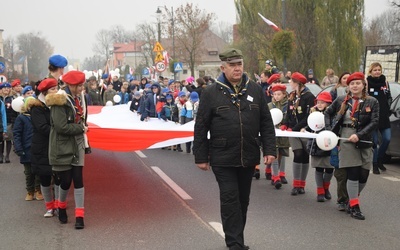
[382,176,400,182]
[135,150,147,158]
[151,166,192,200]
[209,221,224,238]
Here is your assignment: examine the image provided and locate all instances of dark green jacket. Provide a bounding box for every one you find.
[46,91,85,166]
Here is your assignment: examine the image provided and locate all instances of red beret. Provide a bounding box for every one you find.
[291,72,307,84]
[271,83,287,93]
[346,72,365,85]
[11,79,21,87]
[316,91,332,103]
[38,78,58,92]
[267,74,281,85]
[62,71,85,85]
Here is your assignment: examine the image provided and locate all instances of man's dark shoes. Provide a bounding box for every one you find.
[58,208,68,224]
[373,162,380,174]
[75,217,85,229]
[377,159,387,171]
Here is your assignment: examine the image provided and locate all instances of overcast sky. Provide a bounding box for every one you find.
[2,0,392,63]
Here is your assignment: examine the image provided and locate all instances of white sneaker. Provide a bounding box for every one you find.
[44,209,54,218]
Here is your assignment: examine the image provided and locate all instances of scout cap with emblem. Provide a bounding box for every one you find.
[219,48,243,63]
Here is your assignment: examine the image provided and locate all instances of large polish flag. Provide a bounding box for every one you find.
[258,13,280,32]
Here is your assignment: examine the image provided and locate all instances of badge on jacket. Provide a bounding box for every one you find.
[247,95,253,102]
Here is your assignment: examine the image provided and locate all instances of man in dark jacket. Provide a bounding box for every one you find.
[193,48,276,250]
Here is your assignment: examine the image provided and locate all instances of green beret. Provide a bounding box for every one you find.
[219,48,243,62]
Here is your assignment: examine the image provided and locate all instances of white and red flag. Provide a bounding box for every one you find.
[258,13,280,31]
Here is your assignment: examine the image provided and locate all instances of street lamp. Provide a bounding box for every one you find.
[156,7,162,42]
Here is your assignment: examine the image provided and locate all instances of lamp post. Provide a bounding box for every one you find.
[156,7,162,42]
[171,7,176,80]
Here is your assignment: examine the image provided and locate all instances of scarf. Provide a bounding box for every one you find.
[216,73,249,108]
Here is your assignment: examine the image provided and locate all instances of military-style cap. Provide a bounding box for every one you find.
[219,48,243,63]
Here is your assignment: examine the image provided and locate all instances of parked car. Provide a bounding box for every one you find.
[285,83,322,97]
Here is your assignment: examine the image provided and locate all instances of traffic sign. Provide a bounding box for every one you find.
[142,68,150,75]
[0,75,7,83]
[0,62,5,74]
[155,52,164,62]
[174,62,183,72]
[155,62,166,72]
[153,42,164,52]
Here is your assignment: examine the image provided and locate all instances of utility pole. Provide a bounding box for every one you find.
[172,7,176,80]
[156,7,162,43]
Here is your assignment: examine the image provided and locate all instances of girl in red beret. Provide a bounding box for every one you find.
[325,72,379,220]
[267,84,290,188]
[46,70,88,229]
[304,92,334,202]
[280,72,315,196]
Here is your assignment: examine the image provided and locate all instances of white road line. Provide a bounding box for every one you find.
[382,176,400,182]
[209,221,225,238]
[135,150,147,158]
[151,166,193,200]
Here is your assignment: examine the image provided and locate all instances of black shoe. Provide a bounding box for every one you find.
[298,188,305,194]
[253,169,260,179]
[317,194,325,202]
[337,202,346,211]
[350,206,365,220]
[373,163,380,174]
[75,217,85,229]
[377,160,387,171]
[291,188,299,196]
[280,176,288,184]
[274,180,282,189]
[324,189,332,200]
[58,208,68,224]
[265,173,272,180]
[345,203,351,214]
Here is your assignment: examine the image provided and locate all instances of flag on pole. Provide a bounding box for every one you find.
[163,50,170,65]
[257,13,280,31]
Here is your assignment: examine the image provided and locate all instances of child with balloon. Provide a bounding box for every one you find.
[304,92,334,202]
[280,72,315,196]
[324,72,379,220]
[268,84,290,189]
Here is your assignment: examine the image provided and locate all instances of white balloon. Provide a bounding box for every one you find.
[316,130,338,151]
[105,101,113,106]
[113,95,121,103]
[68,65,74,71]
[307,112,325,131]
[115,68,120,73]
[270,108,283,126]
[11,96,24,112]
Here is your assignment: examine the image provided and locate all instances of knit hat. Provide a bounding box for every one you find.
[308,69,314,75]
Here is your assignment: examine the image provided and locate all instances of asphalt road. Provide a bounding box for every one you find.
[1,147,400,250]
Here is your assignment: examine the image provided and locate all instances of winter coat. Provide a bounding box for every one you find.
[282,88,315,131]
[130,97,142,112]
[29,96,52,175]
[160,102,179,122]
[13,110,33,164]
[268,98,290,148]
[88,88,103,106]
[367,75,391,129]
[325,95,379,142]
[193,73,276,167]
[46,90,86,166]
[103,89,117,105]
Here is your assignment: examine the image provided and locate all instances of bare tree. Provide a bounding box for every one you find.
[136,22,158,67]
[364,9,400,45]
[16,32,53,81]
[163,3,216,76]
[82,55,106,71]
[211,21,233,43]
[92,29,113,60]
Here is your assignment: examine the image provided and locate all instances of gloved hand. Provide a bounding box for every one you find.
[280,125,288,131]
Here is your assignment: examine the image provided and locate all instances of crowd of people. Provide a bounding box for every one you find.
[0,48,392,249]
